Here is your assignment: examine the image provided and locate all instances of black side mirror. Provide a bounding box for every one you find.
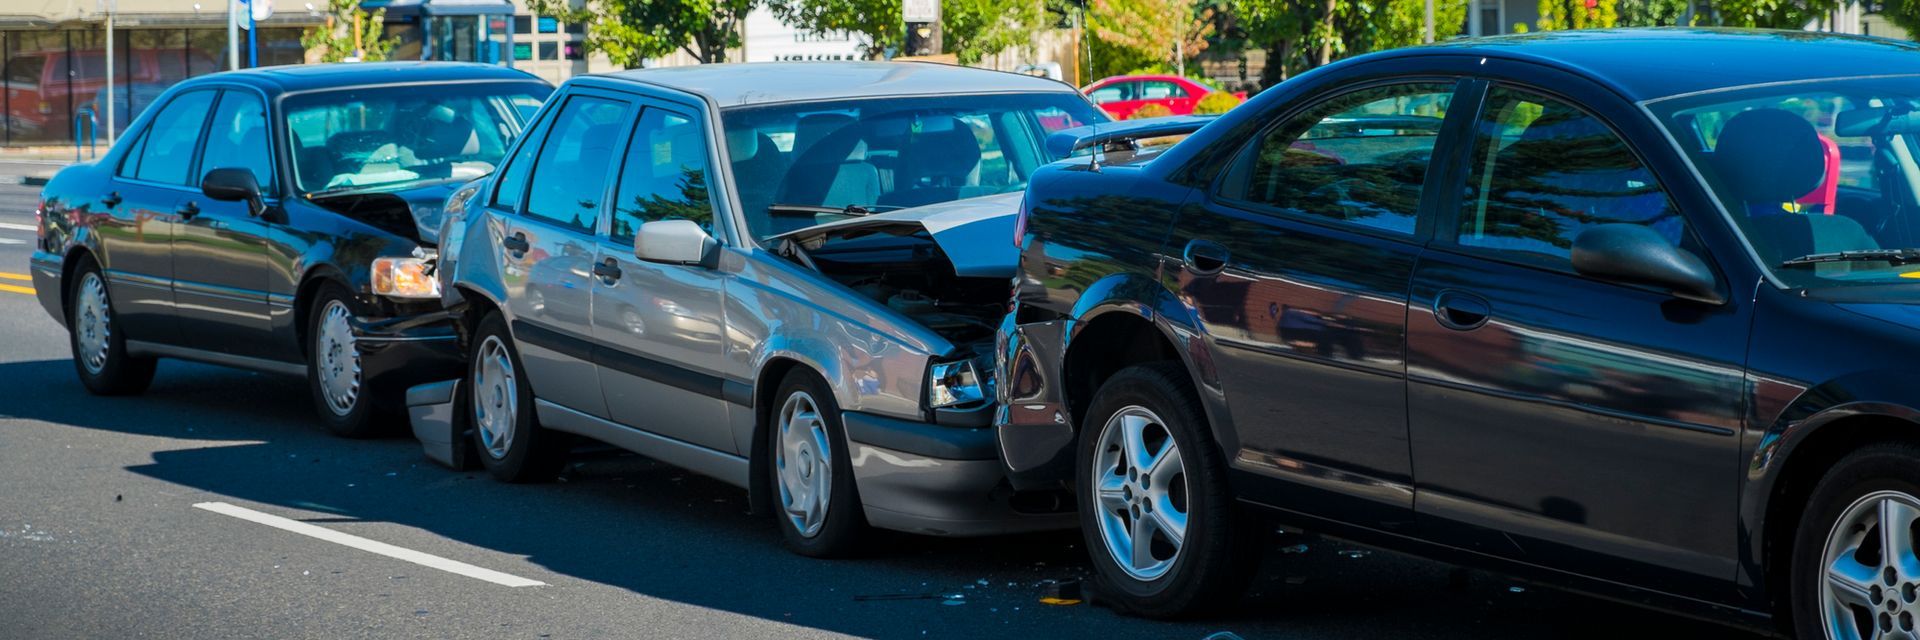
[201,168,264,217]
[1571,224,1724,305]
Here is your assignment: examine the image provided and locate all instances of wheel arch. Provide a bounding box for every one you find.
[291,265,352,362]
[746,355,827,518]
[58,244,101,320]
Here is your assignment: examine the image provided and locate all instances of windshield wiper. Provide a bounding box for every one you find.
[1780,248,1920,267]
[766,203,901,217]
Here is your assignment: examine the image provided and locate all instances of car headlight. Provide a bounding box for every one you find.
[371,252,441,299]
[928,359,986,409]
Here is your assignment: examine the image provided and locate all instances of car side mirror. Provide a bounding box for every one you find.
[633,219,715,267]
[1571,223,1724,305]
[201,168,264,217]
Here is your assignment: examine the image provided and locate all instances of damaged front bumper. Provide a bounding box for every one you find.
[846,404,1074,537]
[351,309,464,412]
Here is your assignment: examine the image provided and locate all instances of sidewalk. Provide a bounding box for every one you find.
[0,147,85,185]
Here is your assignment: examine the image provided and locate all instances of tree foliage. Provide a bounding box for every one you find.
[1089,0,1217,76]
[767,0,901,57]
[1233,0,1464,84]
[1536,0,1618,30]
[1617,0,1691,26]
[1709,0,1839,28]
[944,0,1051,64]
[300,0,395,63]
[534,0,754,66]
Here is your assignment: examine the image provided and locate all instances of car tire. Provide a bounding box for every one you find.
[1790,441,1920,640]
[468,311,567,483]
[306,281,384,438]
[767,368,867,558]
[1077,361,1258,618]
[67,257,155,396]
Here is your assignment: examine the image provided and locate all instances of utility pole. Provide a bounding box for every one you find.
[228,0,240,69]
[1424,0,1435,43]
[103,0,115,145]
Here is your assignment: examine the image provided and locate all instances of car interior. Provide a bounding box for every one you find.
[287,91,523,193]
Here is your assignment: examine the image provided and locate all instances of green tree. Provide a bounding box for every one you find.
[1710,0,1838,28]
[767,0,901,57]
[1088,0,1217,77]
[1232,0,1463,85]
[1882,0,1920,39]
[1536,0,1618,30]
[533,0,755,66]
[300,0,396,63]
[944,0,1051,64]
[1617,0,1690,26]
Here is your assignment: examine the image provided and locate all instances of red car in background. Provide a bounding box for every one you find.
[1081,74,1243,119]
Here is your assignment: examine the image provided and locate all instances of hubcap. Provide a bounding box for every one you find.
[1823,490,1920,640]
[774,391,831,537]
[1091,405,1188,582]
[316,300,362,416]
[472,336,518,460]
[75,272,111,375]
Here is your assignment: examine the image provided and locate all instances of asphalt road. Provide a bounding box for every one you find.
[0,160,1772,639]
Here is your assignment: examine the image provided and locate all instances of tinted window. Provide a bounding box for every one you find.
[197,92,275,192]
[1457,86,1685,267]
[125,90,217,185]
[611,108,714,241]
[1219,83,1452,236]
[522,96,630,231]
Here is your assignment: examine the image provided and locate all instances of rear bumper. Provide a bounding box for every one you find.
[843,410,1073,537]
[994,315,1077,491]
[404,379,472,470]
[353,310,464,410]
[29,252,63,327]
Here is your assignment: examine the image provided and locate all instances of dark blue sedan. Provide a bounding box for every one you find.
[1001,29,1920,637]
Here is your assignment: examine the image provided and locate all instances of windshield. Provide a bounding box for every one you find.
[719,92,1102,243]
[285,82,552,195]
[1650,76,1920,289]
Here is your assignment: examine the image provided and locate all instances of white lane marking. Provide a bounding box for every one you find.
[192,502,546,587]
[0,238,22,245]
[0,222,36,232]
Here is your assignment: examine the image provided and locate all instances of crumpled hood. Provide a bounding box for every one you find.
[390,182,464,246]
[771,192,1022,278]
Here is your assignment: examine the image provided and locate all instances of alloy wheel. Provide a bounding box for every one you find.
[472,335,518,460]
[1822,489,1920,639]
[775,390,832,538]
[316,300,361,416]
[75,272,112,375]
[1092,405,1189,582]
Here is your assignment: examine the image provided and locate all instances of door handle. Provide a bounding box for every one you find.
[1182,239,1229,275]
[1433,290,1492,331]
[101,191,122,208]
[175,201,200,220]
[592,258,622,283]
[502,232,530,255]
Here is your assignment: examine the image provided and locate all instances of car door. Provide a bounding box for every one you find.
[172,88,277,358]
[1139,80,1194,114]
[590,102,734,453]
[488,90,632,418]
[1167,80,1470,529]
[100,87,219,345]
[1087,80,1140,119]
[1406,79,1748,598]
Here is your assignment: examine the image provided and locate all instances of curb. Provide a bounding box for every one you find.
[21,175,49,186]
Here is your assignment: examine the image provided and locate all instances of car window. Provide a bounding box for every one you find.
[283,82,545,194]
[1141,81,1183,100]
[1457,86,1687,269]
[1088,82,1132,104]
[1217,83,1452,236]
[610,108,714,242]
[196,91,274,192]
[522,95,630,232]
[4,55,38,85]
[122,89,217,185]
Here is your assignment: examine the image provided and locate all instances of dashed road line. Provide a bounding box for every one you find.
[193,501,547,588]
[0,222,35,232]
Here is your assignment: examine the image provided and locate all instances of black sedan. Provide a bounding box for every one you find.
[1002,28,1920,638]
[27,62,552,437]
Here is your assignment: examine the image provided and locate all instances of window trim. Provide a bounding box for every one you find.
[1205,76,1473,244]
[194,88,277,195]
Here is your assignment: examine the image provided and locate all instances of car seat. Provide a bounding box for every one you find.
[1712,108,1878,263]
[878,117,985,209]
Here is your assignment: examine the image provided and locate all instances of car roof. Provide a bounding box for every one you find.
[588,61,1082,109]
[1370,28,1920,102]
[176,61,548,94]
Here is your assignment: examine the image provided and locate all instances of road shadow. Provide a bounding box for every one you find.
[0,357,1769,639]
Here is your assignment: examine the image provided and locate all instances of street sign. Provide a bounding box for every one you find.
[251,0,273,22]
[903,0,939,23]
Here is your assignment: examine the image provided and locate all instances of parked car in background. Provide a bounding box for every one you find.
[1082,74,1244,120]
[5,48,213,141]
[28,62,552,437]
[407,62,1106,557]
[1003,29,1920,638]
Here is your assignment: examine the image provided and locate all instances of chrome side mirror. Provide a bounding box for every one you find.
[633,219,715,267]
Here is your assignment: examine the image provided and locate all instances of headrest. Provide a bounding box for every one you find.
[794,113,855,157]
[1711,109,1825,204]
[903,117,981,182]
[725,128,760,160]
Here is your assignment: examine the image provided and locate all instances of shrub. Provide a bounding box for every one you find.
[1193,91,1243,115]
[1129,103,1175,120]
